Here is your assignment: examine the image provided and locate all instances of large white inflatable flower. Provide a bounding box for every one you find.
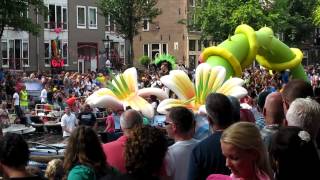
[157,63,247,114]
[86,67,168,118]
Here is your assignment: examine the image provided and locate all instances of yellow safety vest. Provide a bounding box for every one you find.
[20,90,28,107]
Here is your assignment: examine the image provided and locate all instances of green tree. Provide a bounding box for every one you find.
[0,0,47,67]
[194,0,278,42]
[139,55,151,68]
[97,0,161,67]
[194,0,317,46]
[280,0,317,45]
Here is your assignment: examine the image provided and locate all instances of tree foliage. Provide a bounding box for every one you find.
[0,0,47,39]
[0,0,47,67]
[139,55,151,67]
[194,0,317,46]
[97,0,161,66]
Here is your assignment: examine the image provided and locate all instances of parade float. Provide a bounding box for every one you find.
[86,67,168,118]
[199,24,307,81]
[86,24,307,117]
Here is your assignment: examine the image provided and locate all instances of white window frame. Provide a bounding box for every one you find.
[142,18,149,31]
[77,6,86,29]
[88,6,98,29]
[62,41,68,66]
[1,39,29,68]
[1,40,9,67]
[45,4,68,30]
[22,41,29,67]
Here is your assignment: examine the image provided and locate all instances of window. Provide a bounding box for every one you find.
[1,40,29,69]
[151,44,160,60]
[77,6,86,28]
[56,6,62,28]
[105,16,110,31]
[198,40,202,51]
[62,42,68,65]
[44,42,50,66]
[106,15,116,32]
[63,7,68,29]
[14,40,21,68]
[22,41,29,66]
[189,40,196,51]
[120,44,125,58]
[142,18,149,31]
[1,41,8,67]
[45,5,67,29]
[189,0,195,7]
[49,5,56,28]
[189,55,196,69]
[162,44,168,54]
[143,44,149,56]
[88,7,97,29]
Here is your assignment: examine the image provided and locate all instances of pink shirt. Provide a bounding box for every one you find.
[105,115,115,133]
[102,135,127,173]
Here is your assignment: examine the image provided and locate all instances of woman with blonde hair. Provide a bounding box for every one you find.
[207,122,273,180]
[45,159,64,180]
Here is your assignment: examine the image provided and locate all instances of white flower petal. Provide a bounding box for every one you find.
[126,95,154,118]
[160,71,195,100]
[137,88,168,100]
[157,99,186,114]
[123,67,138,92]
[87,94,123,110]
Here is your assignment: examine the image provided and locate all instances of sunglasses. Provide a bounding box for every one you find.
[163,121,173,126]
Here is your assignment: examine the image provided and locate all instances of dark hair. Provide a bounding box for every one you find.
[228,96,240,122]
[64,126,110,178]
[257,91,271,110]
[205,93,234,129]
[168,106,195,134]
[282,79,313,105]
[270,126,320,180]
[125,126,168,176]
[0,133,30,168]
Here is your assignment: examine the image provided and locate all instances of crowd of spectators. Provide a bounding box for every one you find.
[1,63,320,179]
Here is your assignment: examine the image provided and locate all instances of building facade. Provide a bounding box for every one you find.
[133,0,215,69]
[1,0,126,73]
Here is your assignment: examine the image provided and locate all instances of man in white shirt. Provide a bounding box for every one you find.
[12,88,23,120]
[164,107,199,180]
[40,85,48,104]
[61,107,77,138]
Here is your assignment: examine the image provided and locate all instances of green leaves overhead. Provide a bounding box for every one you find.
[0,0,47,38]
[97,0,160,66]
[97,0,161,39]
[194,0,318,46]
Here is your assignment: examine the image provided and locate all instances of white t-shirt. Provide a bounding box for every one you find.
[40,88,47,103]
[165,139,199,180]
[61,113,77,137]
[13,92,20,106]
